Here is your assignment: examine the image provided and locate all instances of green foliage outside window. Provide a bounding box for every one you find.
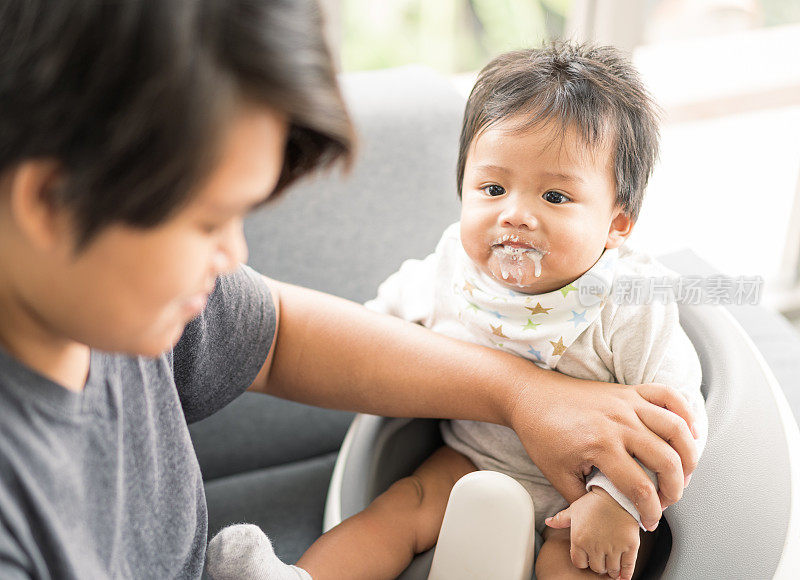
[341,0,572,73]
[340,0,800,74]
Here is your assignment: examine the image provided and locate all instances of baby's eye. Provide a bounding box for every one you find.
[543,190,570,204]
[483,184,506,197]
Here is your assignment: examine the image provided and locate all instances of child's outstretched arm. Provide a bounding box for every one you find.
[248,277,700,530]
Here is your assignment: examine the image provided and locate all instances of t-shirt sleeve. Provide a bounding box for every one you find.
[584,299,709,528]
[173,264,276,424]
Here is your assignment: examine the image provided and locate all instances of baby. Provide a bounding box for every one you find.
[207,42,707,580]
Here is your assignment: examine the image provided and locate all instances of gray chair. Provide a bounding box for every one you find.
[190,66,800,576]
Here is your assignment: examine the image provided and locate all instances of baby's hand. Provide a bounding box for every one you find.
[545,488,641,580]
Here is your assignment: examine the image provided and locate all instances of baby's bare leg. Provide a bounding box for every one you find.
[536,527,657,580]
[297,446,476,580]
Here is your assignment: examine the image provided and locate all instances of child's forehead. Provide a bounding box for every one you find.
[472,115,615,172]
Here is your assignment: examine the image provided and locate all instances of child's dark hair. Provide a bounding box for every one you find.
[0,0,354,249]
[456,42,660,221]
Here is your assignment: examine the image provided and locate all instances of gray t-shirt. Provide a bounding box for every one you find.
[0,264,275,579]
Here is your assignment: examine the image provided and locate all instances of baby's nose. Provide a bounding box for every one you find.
[499,201,538,230]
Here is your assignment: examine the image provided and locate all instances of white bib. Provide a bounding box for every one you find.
[452,247,618,369]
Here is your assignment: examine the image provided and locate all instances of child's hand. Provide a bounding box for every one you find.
[545,488,641,580]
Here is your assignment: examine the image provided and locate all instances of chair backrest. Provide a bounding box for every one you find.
[663,299,792,577]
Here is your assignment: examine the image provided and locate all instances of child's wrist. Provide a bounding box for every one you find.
[589,486,615,503]
[589,487,638,524]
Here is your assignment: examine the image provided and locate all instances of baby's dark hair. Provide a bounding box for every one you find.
[456,42,660,221]
[0,0,354,249]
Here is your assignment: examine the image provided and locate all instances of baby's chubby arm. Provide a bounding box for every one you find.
[584,296,709,528]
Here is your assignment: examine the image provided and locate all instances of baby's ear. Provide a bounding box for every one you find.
[605,207,634,249]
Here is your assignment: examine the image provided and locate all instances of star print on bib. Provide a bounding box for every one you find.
[453,247,618,369]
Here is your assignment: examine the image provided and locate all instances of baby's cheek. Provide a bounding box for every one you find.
[558,225,592,247]
[461,238,489,267]
[562,226,605,258]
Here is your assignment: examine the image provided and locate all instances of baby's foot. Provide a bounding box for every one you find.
[206,524,311,580]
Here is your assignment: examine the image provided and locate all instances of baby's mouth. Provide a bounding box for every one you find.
[490,235,547,280]
[490,233,547,254]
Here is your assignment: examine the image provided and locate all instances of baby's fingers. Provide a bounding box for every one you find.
[545,507,572,529]
[605,551,622,579]
[569,544,589,570]
[619,549,638,580]
[588,550,607,576]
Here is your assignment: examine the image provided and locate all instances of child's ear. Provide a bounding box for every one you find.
[9,159,71,252]
[605,207,634,249]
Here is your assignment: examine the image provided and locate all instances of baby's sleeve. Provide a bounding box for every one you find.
[584,299,709,529]
[364,249,442,325]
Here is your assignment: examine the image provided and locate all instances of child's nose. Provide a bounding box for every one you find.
[214,220,249,274]
[499,199,538,230]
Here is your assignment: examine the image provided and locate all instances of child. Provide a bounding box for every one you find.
[0,1,352,578]
[207,42,707,580]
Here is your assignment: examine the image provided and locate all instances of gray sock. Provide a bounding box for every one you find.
[206,524,312,580]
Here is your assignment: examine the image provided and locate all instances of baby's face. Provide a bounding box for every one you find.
[460,117,630,294]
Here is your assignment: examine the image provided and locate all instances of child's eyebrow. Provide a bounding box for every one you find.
[474,164,512,174]
[542,171,586,185]
[208,192,273,214]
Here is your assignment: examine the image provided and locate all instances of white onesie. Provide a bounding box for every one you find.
[365,222,708,536]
